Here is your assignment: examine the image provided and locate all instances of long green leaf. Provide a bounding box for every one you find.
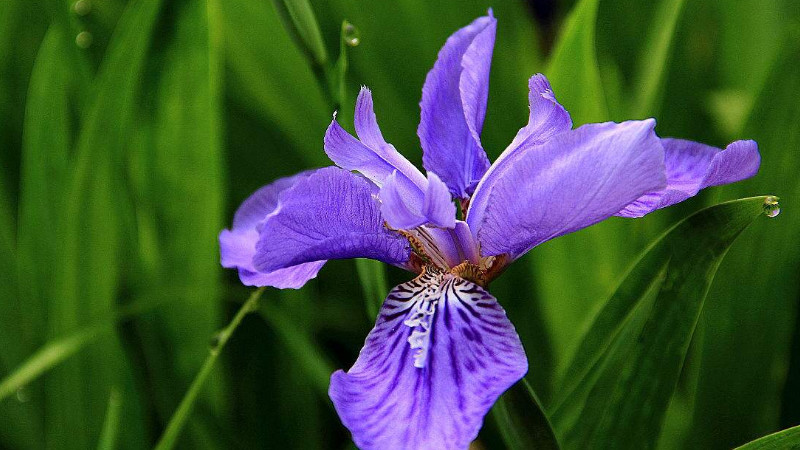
[96,388,122,450]
[47,0,162,446]
[630,0,688,118]
[735,424,800,450]
[545,0,607,125]
[685,29,800,447]
[492,379,560,450]
[552,196,774,448]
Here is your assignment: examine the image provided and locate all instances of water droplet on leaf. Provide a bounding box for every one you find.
[763,196,780,218]
[16,387,30,403]
[343,21,360,47]
[73,0,91,16]
[75,31,93,49]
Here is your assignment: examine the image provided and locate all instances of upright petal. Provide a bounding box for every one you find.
[380,171,456,230]
[507,74,572,150]
[329,271,527,450]
[325,88,426,189]
[253,167,410,272]
[468,120,666,259]
[467,74,573,226]
[616,139,760,217]
[418,13,495,198]
[219,170,325,289]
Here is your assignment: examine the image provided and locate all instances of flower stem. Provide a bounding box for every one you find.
[154,287,266,450]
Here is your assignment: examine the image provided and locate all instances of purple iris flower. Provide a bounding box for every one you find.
[220,11,760,450]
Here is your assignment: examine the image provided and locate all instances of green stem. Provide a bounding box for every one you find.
[154,287,265,450]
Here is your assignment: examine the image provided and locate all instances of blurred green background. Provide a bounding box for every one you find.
[1,0,798,448]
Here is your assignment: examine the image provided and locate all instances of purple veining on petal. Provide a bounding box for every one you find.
[470,120,667,259]
[419,13,495,199]
[253,167,410,273]
[219,170,325,289]
[617,138,761,217]
[466,74,571,236]
[329,271,527,450]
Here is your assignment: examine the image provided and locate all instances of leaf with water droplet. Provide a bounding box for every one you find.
[75,31,92,49]
[73,0,91,16]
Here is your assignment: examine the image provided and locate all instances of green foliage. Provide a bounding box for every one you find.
[0,0,797,449]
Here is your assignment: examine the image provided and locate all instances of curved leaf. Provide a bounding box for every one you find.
[550,196,775,448]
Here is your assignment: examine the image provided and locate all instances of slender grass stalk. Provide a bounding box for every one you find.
[96,388,122,450]
[154,287,265,450]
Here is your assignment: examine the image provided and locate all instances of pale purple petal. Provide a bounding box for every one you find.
[469,120,667,259]
[325,88,426,189]
[419,13,495,199]
[616,139,760,217]
[422,172,456,229]
[507,74,572,150]
[380,170,427,230]
[219,229,324,288]
[467,74,572,228]
[220,170,324,288]
[380,171,456,230]
[253,167,410,272]
[329,272,527,450]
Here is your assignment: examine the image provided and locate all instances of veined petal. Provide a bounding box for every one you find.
[507,74,572,150]
[380,171,456,230]
[325,88,426,189]
[329,271,527,450]
[419,13,495,198]
[616,138,760,217]
[219,170,324,289]
[469,120,666,259]
[422,172,456,229]
[253,167,410,272]
[468,74,572,227]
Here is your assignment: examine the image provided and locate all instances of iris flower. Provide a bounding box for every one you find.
[220,11,760,450]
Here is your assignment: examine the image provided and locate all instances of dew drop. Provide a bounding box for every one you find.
[75,31,93,49]
[763,196,780,218]
[16,387,30,403]
[73,0,91,16]
[342,21,360,47]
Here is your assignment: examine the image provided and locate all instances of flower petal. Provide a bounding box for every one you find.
[507,74,572,150]
[418,13,495,198]
[325,88,426,189]
[220,170,324,288]
[616,139,760,217]
[253,167,410,272]
[329,271,527,450]
[380,171,456,230]
[468,120,666,259]
[467,74,572,227]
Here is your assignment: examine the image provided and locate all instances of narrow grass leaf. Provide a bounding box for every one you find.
[735,424,800,450]
[492,378,560,450]
[545,0,607,125]
[630,0,688,118]
[96,388,122,450]
[47,0,162,445]
[272,0,329,67]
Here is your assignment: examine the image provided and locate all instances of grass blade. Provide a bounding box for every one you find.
[630,0,688,118]
[735,424,800,450]
[492,378,560,450]
[545,0,607,125]
[96,388,122,450]
[355,259,388,320]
